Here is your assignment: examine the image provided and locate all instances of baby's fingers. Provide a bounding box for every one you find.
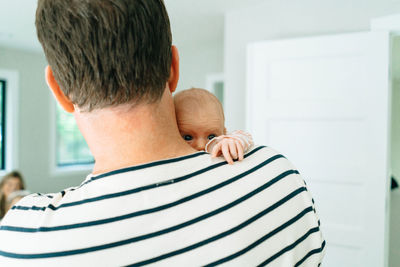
[236,140,244,161]
[222,143,234,164]
[228,139,238,160]
[211,142,222,158]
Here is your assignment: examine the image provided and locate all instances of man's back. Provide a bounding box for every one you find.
[0,146,325,266]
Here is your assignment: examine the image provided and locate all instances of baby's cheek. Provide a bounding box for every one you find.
[188,142,195,146]
[182,138,192,144]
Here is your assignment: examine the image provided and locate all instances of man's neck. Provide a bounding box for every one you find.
[74,90,197,175]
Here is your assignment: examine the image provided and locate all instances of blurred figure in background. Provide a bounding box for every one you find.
[0,171,25,219]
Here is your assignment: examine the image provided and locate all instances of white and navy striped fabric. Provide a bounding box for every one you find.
[0,146,325,266]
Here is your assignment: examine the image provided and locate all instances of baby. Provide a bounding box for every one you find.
[174,88,253,164]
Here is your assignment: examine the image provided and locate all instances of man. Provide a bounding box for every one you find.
[0,0,325,265]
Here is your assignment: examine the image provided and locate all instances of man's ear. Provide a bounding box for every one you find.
[45,66,75,113]
[168,45,180,93]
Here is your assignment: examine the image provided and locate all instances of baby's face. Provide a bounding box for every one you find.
[175,99,225,151]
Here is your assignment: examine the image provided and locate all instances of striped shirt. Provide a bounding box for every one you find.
[0,146,325,266]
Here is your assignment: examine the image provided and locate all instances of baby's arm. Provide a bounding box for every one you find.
[205,130,254,164]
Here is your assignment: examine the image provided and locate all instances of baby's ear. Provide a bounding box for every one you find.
[224,127,227,135]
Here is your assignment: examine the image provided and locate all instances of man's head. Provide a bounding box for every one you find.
[36,0,174,111]
[174,88,226,151]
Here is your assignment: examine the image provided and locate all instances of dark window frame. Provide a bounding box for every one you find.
[0,80,6,170]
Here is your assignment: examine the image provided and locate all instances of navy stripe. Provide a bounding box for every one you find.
[81,146,265,188]
[11,146,267,212]
[82,151,207,184]
[11,206,46,211]
[128,206,315,267]
[0,173,304,260]
[79,146,264,189]
[33,193,54,199]
[46,152,208,196]
[1,153,287,233]
[258,227,322,267]
[15,161,230,212]
[84,146,264,186]
[294,240,326,267]
[204,206,315,266]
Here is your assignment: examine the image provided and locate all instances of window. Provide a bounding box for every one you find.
[0,80,5,170]
[56,104,94,167]
[0,70,18,173]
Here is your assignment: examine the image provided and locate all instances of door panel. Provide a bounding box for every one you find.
[246,31,390,267]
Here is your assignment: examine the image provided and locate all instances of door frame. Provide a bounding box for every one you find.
[372,13,400,267]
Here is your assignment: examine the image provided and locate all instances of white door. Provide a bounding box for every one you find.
[246,31,391,267]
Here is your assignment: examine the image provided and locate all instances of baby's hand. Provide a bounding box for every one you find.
[209,137,244,165]
[205,130,253,164]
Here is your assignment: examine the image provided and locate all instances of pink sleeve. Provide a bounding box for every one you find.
[205,130,254,153]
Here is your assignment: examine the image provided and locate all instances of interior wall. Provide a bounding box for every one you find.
[224,0,400,130]
[390,36,400,267]
[175,40,223,92]
[0,46,85,193]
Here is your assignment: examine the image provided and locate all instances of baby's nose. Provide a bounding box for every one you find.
[194,139,207,151]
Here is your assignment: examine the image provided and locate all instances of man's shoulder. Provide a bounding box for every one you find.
[232,145,306,188]
[0,190,70,227]
[0,146,325,265]
[241,145,295,170]
[244,145,281,158]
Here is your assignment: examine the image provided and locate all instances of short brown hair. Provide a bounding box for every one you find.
[36,0,172,111]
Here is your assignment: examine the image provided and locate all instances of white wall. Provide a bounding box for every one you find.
[0,46,86,193]
[224,0,400,130]
[224,1,400,265]
[176,40,223,92]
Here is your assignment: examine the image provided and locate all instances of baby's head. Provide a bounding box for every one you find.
[174,88,226,151]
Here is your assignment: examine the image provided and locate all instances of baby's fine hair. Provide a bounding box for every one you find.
[173,88,225,121]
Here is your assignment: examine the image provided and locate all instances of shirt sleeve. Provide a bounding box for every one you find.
[205,130,254,153]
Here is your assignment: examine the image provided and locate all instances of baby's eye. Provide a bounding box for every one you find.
[207,134,216,140]
[183,135,193,141]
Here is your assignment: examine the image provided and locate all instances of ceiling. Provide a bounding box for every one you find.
[0,0,264,52]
